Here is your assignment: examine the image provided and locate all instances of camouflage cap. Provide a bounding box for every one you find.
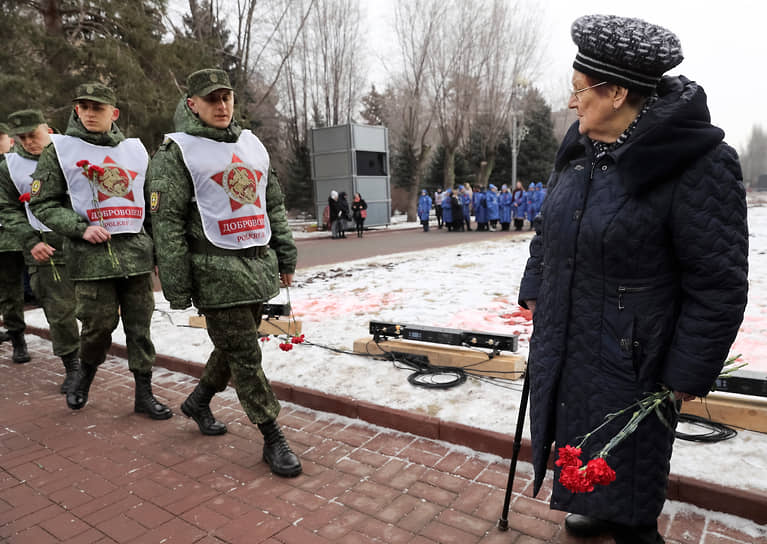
[0,122,9,135]
[8,109,46,134]
[186,69,233,97]
[72,82,117,106]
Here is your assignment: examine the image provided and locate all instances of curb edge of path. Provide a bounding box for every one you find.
[26,325,767,525]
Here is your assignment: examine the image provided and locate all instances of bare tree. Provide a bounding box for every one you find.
[469,0,544,188]
[392,0,444,220]
[427,0,484,191]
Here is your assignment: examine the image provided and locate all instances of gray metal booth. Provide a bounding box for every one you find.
[309,123,391,228]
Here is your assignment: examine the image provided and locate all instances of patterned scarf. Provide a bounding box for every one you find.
[592,94,658,160]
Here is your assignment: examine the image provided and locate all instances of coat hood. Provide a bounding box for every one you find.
[65,109,125,146]
[172,98,241,143]
[555,75,725,195]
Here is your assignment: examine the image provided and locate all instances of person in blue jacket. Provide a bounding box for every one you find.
[441,188,453,231]
[499,184,513,230]
[525,182,536,229]
[473,186,488,231]
[417,189,432,232]
[460,186,472,231]
[512,181,526,231]
[486,184,500,231]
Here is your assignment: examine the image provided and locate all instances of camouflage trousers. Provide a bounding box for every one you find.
[0,251,25,333]
[75,274,155,373]
[201,303,280,425]
[29,264,79,358]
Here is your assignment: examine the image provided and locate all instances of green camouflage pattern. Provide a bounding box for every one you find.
[0,251,25,333]
[146,98,296,310]
[73,82,117,106]
[186,69,232,98]
[8,109,45,135]
[0,146,68,266]
[201,304,280,424]
[75,274,155,371]
[0,148,24,254]
[29,111,154,281]
[29,264,78,357]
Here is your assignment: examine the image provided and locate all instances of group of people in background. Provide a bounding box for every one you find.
[428,181,546,233]
[327,190,367,239]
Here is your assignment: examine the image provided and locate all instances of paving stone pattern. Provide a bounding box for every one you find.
[0,339,762,543]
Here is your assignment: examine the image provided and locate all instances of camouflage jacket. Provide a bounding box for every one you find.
[0,145,67,266]
[0,146,23,253]
[146,99,296,310]
[30,112,154,281]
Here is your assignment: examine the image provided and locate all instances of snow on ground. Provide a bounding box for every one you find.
[23,200,767,499]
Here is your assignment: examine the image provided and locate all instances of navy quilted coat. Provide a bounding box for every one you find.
[518,76,748,525]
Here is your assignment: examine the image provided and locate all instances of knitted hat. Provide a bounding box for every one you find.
[571,14,683,94]
[8,110,45,134]
[186,69,233,97]
[73,82,117,106]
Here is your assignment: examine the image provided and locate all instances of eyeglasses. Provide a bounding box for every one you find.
[570,81,608,102]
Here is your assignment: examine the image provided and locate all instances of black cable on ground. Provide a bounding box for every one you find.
[674,413,737,442]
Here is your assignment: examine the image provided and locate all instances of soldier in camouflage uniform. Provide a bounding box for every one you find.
[30,83,172,420]
[146,69,301,477]
[0,110,79,388]
[0,122,13,160]
[0,121,30,361]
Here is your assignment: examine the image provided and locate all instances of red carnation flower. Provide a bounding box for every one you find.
[555,445,583,468]
[559,465,594,494]
[585,457,616,486]
[88,165,105,177]
[278,342,293,352]
[259,336,270,342]
[18,192,31,203]
[290,334,305,344]
[76,159,90,168]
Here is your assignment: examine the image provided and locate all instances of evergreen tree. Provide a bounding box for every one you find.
[427,145,472,189]
[359,84,388,126]
[516,89,558,184]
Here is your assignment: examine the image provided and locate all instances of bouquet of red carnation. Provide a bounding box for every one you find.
[555,355,745,494]
[76,159,119,268]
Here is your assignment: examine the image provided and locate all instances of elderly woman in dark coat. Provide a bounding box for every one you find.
[518,15,748,544]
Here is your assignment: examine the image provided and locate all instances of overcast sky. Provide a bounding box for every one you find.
[362,0,765,150]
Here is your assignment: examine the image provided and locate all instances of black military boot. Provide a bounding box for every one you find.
[132,371,173,420]
[60,352,80,394]
[9,331,30,364]
[66,363,98,410]
[181,383,227,435]
[257,419,302,477]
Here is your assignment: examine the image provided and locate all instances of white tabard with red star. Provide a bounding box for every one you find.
[51,134,148,234]
[165,130,272,249]
[5,152,51,232]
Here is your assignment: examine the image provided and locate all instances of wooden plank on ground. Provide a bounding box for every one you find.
[682,393,767,434]
[189,315,302,336]
[353,337,526,380]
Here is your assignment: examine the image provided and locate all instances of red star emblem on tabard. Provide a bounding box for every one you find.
[211,153,263,211]
[96,156,137,202]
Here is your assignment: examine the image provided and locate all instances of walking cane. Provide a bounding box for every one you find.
[497,364,531,530]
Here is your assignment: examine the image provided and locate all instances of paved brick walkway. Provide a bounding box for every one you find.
[1,337,763,544]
